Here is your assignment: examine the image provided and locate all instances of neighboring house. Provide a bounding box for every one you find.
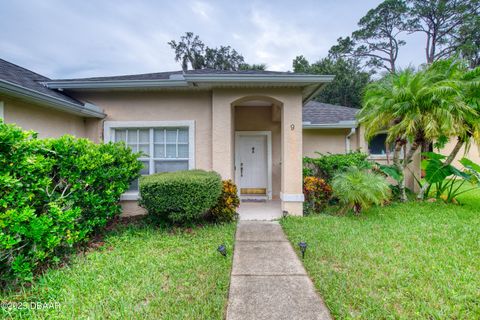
[2,59,476,215]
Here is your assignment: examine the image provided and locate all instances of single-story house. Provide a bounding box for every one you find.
[1,59,477,215]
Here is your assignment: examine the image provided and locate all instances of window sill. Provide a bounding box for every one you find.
[120,192,140,201]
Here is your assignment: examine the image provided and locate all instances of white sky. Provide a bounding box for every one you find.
[0,0,427,79]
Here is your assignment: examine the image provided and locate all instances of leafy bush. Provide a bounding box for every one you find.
[421,152,480,203]
[0,121,141,283]
[332,167,390,214]
[303,176,332,214]
[207,180,240,222]
[139,170,222,223]
[304,152,371,181]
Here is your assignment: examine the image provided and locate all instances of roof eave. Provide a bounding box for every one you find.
[302,122,358,129]
[45,74,335,90]
[0,80,105,118]
[45,79,189,90]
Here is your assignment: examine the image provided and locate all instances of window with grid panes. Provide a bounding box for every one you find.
[114,127,190,192]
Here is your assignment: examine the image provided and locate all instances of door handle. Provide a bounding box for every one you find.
[240,163,243,177]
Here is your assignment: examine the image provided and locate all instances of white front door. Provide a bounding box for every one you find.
[235,133,271,198]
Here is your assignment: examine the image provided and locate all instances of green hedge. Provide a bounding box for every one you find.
[0,120,142,283]
[139,170,223,223]
[303,152,371,181]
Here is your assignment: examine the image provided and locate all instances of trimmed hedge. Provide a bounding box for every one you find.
[0,120,142,283]
[139,170,223,223]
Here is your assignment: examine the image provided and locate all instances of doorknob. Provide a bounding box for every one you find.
[240,163,243,177]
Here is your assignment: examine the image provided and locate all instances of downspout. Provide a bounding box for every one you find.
[345,127,356,153]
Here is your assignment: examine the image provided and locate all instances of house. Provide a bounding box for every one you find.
[2,59,475,215]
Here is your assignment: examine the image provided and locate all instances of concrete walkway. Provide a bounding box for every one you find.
[226,221,332,320]
[237,200,283,221]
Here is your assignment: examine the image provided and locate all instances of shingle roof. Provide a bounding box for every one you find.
[52,68,303,82]
[0,59,84,106]
[303,100,358,125]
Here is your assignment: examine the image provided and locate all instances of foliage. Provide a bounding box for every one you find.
[203,46,245,71]
[303,152,371,182]
[293,55,371,108]
[207,180,240,222]
[358,58,480,200]
[421,152,480,202]
[168,32,264,71]
[139,170,222,223]
[405,0,478,63]
[331,167,391,214]
[238,63,267,71]
[1,222,236,319]
[168,32,205,71]
[0,121,141,283]
[303,176,333,214]
[281,195,480,319]
[329,0,408,73]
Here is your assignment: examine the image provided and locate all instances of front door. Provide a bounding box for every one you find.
[236,133,269,198]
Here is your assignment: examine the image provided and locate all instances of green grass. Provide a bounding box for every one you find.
[281,192,480,319]
[1,221,236,319]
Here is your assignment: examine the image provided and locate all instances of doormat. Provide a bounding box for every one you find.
[241,199,267,203]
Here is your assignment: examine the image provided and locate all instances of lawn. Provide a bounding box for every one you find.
[281,189,480,319]
[1,221,236,319]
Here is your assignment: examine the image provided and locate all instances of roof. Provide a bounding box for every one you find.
[45,69,334,103]
[50,68,310,82]
[0,59,104,118]
[303,101,358,128]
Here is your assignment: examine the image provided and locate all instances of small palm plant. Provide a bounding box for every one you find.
[332,167,391,214]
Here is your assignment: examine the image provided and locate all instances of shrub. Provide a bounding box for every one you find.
[331,167,391,214]
[139,170,222,223]
[0,121,141,283]
[303,176,332,214]
[207,180,240,222]
[304,152,371,181]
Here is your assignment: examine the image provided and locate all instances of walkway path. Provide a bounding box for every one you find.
[226,221,332,320]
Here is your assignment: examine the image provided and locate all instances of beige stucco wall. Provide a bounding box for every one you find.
[303,128,359,157]
[74,88,305,216]
[440,139,480,167]
[73,90,213,171]
[302,125,421,192]
[211,88,304,215]
[235,105,281,198]
[1,96,87,138]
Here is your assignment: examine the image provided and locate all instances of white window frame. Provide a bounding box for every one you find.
[104,120,195,200]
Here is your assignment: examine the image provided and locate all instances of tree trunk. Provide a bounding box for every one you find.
[392,139,406,202]
[417,137,464,200]
[397,139,421,202]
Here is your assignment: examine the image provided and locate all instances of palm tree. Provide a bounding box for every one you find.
[358,61,477,201]
[332,167,390,214]
[417,59,480,199]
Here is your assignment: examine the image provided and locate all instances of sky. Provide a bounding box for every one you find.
[0,0,426,79]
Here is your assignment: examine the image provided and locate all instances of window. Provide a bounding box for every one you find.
[104,121,195,198]
[368,133,393,156]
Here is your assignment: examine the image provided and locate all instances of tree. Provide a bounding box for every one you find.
[168,32,265,71]
[358,61,477,201]
[168,32,205,71]
[329,0,408,73]
[204,46,245,71]
[405,0,478,64]
[417,59,480,199]
[293,55,371,108]
[238,63,267,71]
[450,5,480,68]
